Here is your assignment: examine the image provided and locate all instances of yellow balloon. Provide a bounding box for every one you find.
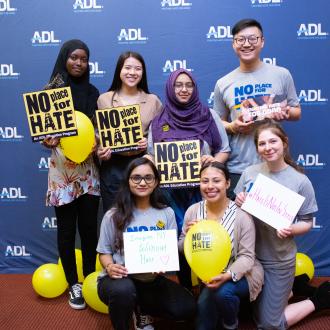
[184,220,231,282]
[82,271,108,314]
[32,263,67,298]
[295,252,314,280]
[58,249,84,283]
[95,253,103,272]
[60,111,95,163]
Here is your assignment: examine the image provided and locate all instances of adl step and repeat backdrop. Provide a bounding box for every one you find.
[0,0,329,275]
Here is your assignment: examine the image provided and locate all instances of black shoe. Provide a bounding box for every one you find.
[68,283,86,310]
[310,281,330,311]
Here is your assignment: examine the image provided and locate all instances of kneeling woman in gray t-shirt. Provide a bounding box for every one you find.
[97,157,196,330]
[235,119,330,329]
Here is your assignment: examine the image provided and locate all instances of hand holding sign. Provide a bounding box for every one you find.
[60,111,95,163]
[184,220,231,282]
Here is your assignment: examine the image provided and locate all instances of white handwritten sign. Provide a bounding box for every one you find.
[241,174,305,230]
[123,229,179,274]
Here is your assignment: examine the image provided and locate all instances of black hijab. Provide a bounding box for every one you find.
[48,39,99,118]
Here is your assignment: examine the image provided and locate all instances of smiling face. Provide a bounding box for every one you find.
[174,73,194,104]
[232,26,264,68]
[257,129,287,165]
[120,56,143,89]
[200,167,230,204]
[66,49,88,77]
[129,164,158,200]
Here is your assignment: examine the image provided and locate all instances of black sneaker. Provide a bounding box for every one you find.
[68,283,86,310]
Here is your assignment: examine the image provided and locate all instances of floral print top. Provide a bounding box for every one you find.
[46,147,100,207]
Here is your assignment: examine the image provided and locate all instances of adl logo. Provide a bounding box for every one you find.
[298,89,327,105]
[0,64,20,79]
[38,157,51,171]
[1,187,28,201]
[297,23,328,39]
[162,60,192,74]
[296,154,325,170]
[117,28,148,44]
[5,245,31,257]
[42,217,57,230]
[206,25,232,42]
[73,0,103,12]
[89,61,105,78]
[31,31,61,46]
[0,127,23,141]
[0,0,17,14]
[161,0,192,9]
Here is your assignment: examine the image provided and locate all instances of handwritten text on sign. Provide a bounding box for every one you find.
[154,140,201,188]
[123,229,179,274]
[242,174,305,230]
[23,87,77,142]
[96,104,143,152]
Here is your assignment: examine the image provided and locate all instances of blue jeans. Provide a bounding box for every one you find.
[197,277,249,330]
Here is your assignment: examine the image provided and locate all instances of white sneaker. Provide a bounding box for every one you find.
[134,312,154,330]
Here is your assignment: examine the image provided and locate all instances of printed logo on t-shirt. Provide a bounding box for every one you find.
[127,223,166,232]
[233,83,273,109]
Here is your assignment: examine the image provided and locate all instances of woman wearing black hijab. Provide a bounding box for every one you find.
[42,39,100,310]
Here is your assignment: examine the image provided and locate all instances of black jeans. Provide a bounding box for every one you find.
[98,275,196,330]
[55,193,99,285]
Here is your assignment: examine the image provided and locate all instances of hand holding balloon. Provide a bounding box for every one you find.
[205,272,232,290]
[184,220,231,282]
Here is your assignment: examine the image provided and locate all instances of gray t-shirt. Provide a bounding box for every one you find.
[147,109,230,156]
[213,62,299,174]
[235,163,318,269]
[97,206,177,280]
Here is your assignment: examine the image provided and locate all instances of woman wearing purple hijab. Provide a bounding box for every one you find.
[147,69,230,287]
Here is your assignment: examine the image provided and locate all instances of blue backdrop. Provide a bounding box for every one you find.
[1,0,329,275]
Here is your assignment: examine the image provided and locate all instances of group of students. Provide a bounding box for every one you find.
[41,18,330,330]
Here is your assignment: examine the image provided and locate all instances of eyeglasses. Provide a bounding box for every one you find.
[234,35,262,46]
[130,174,155,184]
[174,82,194,92]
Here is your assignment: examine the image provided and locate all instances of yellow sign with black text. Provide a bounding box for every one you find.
[154,140,201,188]
[96,104,143,153]
[23,87,77,142]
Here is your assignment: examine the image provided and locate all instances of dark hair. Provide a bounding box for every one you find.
[200,161,230,181]
[112,157,165,250]
[108,51,150,93]
[232,18,263,36]
[254,119,303,173]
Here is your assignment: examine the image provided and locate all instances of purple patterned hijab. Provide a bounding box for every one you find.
[152,69,222,153]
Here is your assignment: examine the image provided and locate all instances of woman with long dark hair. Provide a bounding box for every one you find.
[235,119,330,329]
[42,39,100,309]
[97,51,162,213]
[97,158,196,330]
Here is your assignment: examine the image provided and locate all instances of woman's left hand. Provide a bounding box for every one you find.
[276,226,293,239]
[204,272,231,289]
[137,137,147,150]
[201,155,215,166]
